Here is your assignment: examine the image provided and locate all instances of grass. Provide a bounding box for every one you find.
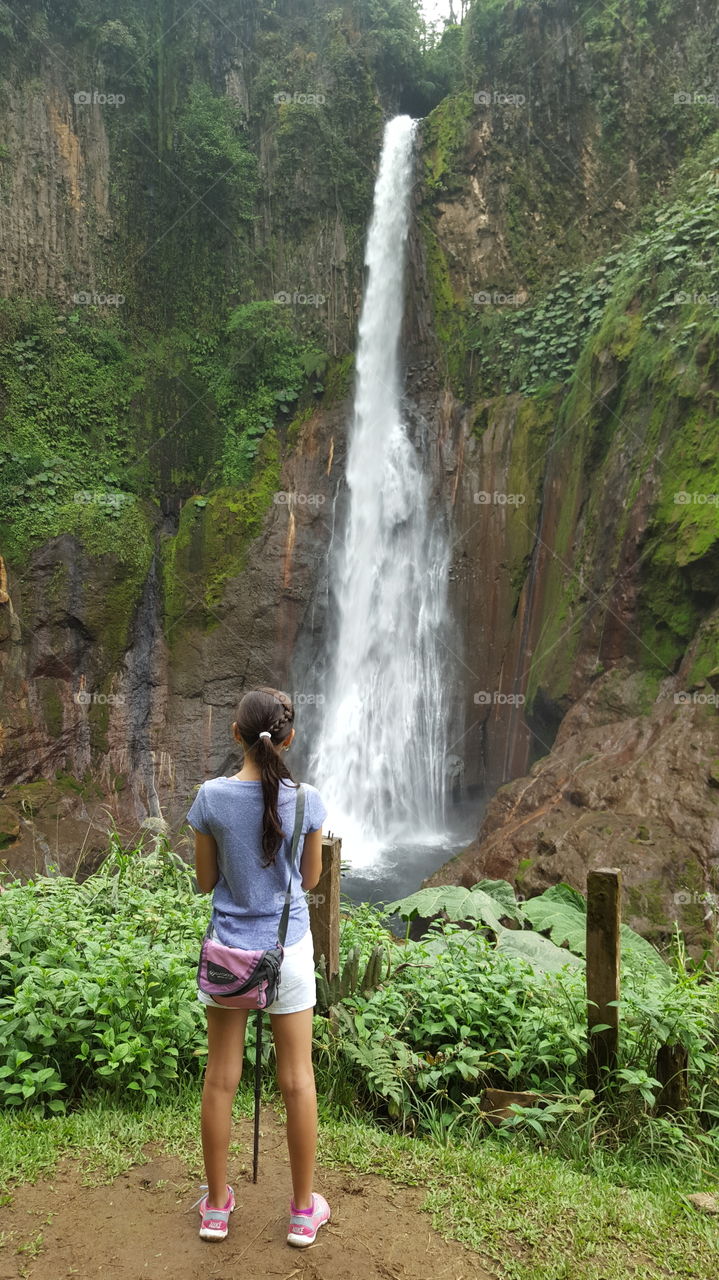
[1,1081,717,1279]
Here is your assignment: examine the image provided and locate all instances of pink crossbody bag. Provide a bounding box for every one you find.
[196,783,306,1009]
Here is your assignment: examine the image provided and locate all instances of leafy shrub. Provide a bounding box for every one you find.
[0,835,209,1112]
[208,301,326,483]
[469,165,719,396]
[316,889,719,1157]
[172,82,258,224]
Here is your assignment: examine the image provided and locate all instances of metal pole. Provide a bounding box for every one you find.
[253,1009,262,1182]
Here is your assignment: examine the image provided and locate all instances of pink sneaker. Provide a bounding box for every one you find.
[198,1185,235,1240]
[287,1192,331,1247]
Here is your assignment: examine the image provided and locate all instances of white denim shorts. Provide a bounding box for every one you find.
[197,926,317,1015]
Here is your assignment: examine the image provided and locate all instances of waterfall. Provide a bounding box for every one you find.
[310,115,452,866]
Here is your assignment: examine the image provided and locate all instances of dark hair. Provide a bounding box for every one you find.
[234,686,298,866]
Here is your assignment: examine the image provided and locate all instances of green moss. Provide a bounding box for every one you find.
[286,405,315,450]
[163,430,281,639]
[625,878,668,927]
[670,857,709,936]
[506,395,556,602]
[686,612,719,686]
[322,354,355,408]
[606,309,643,361]
[87,698,111,754]
[37,680,63,738]
[422,90,474,193]
[53,771,99,797]
[2,775,102,834]
[638,407,719,674]
[655,410,719,585]
[420,222,467,392]
[61,498,155,668]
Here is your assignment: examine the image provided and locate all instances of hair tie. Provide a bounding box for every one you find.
[258,730,272,740]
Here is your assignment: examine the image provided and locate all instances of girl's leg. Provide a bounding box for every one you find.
[201,1006,250,1207]
[269,1008,316,1210]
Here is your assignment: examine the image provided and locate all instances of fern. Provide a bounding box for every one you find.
[342,1038,404,1106]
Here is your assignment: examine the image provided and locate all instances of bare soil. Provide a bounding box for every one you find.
[0,1108,496,1280]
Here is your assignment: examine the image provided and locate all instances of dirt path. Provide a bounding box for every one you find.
[0,1109,496,1280]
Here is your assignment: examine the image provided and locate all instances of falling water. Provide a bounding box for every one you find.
[310,115,452,869]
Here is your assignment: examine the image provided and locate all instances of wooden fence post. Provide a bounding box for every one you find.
[586,868,621,1097]
[655,1043,689,1114]
[309,836,341,979]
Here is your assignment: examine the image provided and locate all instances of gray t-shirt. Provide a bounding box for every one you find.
[186,777,328,949]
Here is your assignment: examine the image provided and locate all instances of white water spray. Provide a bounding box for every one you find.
[310,115,451,867]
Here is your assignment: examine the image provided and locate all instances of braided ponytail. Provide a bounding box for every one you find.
[234,686,298,865]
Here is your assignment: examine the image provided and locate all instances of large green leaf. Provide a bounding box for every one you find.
[522,883,672,987]
[521,885,587,952]
[495,925,585,975]
[383,885,507,933]
[473,879,525,924]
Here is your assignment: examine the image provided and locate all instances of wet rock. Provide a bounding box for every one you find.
[425,664,719,957]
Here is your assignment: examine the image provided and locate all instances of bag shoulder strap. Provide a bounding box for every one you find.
[277,783,306,948]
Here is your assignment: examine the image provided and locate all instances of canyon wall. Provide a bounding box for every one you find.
[1,0,719,952]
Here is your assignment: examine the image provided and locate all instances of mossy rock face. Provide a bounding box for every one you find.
[684,610,719,688]
[87,696,111,754]
[163,430,281,638]
[4,774,100,822]
[286,405,315,450]
[58,498,155,669]
[321,354,354,408]
[9,780,59,814]
[625,879,667,928]
[592,666,661,719]
[422,90,474,194]
[0,804,20,849]
[36,678,64,738]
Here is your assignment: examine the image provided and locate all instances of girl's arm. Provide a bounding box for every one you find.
[299,827,323,891]
[193,829,219,893]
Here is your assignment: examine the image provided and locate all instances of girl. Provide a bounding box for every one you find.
[186,685,331,1248]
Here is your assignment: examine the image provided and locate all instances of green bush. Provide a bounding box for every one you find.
[3,844,717,1172]
[0,835,209,1112]
[315,892,719,1162]
[469,161,719,397]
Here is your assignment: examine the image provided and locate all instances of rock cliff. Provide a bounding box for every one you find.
[1,0,719,956]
